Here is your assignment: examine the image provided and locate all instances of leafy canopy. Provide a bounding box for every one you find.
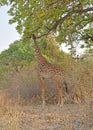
[0,40,35,71]
[0,0,93,51]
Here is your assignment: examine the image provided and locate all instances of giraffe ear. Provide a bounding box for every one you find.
[32,34,37,40]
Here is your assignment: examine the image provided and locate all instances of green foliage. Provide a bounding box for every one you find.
[82,26,93,48]
[0,40,35,66]
[43,34,74,67]
[0,0,7,6]
[0,0,93,54]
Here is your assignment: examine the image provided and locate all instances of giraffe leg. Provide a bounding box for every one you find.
[56,85,63,106]
[59,86,64,106]
[53,78,64,106]
[39,77,46,105]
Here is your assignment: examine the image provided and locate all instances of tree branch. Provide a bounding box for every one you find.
[31,7,93,39]
[50,7,93,31]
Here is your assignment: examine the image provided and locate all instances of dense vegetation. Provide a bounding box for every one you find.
[0,35,92,105]
[0,0,93,105]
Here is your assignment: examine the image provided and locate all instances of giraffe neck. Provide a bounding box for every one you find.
[33,39,48,65]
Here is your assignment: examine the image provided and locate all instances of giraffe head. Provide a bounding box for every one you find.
[32,34,37,40]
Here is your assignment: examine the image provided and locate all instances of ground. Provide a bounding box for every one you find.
[0,101,93,130]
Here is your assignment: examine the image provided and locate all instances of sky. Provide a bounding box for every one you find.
[0,6,20,53]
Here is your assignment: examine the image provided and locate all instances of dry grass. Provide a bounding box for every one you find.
[0,101,93,130]
[0,85,93,130]
[0,105,19,130]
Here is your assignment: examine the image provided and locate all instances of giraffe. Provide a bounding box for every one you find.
[32,34,65,106]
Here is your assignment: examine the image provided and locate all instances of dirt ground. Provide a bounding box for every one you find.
[0,100,93,130]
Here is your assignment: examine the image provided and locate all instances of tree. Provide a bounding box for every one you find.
[0,40,35,72]
[0,0,93,54]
